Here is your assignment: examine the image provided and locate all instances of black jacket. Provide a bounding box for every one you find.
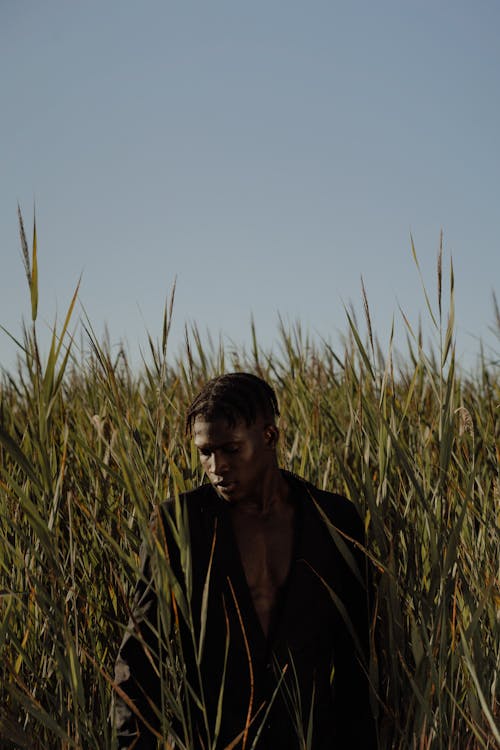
[112,472,376,749]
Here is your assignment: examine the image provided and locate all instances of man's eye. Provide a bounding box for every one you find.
[225,447,238,454]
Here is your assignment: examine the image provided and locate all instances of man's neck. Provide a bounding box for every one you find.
[231,468,291,518]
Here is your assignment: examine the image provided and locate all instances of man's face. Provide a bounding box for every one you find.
[192,415,277,503]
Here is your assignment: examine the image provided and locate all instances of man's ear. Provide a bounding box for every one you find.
[264,424,279,447]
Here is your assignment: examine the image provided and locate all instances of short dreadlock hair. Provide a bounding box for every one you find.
[185,372,280,435]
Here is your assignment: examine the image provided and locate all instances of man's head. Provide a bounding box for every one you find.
[185,372,279,433]
[186,373,281,503]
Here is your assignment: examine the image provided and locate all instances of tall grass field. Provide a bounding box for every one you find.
[1,213,498,749]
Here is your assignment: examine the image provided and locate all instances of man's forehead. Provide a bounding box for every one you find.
[192,416,262,442]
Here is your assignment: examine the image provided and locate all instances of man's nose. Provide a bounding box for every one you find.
[209,451,228,476]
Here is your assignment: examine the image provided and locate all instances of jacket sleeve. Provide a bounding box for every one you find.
[111,514,168,750]
[331,499,377,748]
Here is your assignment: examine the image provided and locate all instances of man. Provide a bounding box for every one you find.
[113,372,376,749]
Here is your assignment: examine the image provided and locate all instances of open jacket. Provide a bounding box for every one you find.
[112,471,376,749]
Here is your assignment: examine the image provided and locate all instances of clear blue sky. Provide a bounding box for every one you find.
[2,0,499,375]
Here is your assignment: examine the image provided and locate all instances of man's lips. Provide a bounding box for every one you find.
[214,480,237,492]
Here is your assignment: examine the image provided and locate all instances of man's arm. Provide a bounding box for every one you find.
[112,535,162,750]
[111,502,184,750]
[331,498,377,748]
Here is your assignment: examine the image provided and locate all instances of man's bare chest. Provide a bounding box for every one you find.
[229,508,295,634]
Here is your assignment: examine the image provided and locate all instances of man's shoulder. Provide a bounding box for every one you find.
[159,482,217,517]
[283,470,364,538]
